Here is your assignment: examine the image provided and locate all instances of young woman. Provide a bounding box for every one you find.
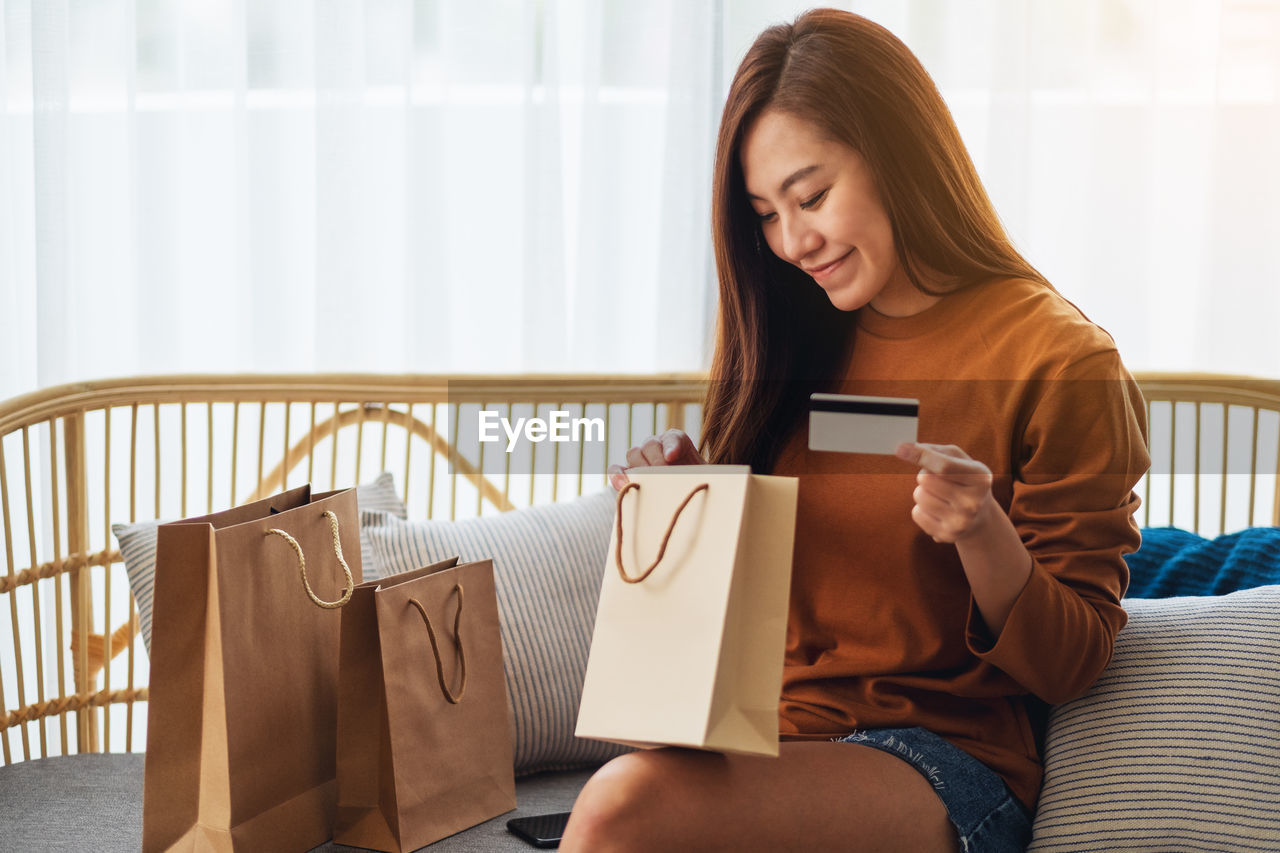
[566,9,1149,852]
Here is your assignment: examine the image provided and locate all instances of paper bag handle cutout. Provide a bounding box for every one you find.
[265,509,355,609]
[613,481,709,584]
[408,584,468,704]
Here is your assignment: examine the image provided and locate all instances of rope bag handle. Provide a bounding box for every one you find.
[613,481,709,584]
[408,584,467,704]
[264,509,355,609]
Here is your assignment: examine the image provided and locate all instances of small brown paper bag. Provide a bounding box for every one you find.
[575,465,798,756]
[334,556,516,852]
[143,484,361,852]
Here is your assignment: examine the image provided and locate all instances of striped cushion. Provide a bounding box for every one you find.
[350,472,411,578]
[113,473,407,653]
[1029,585,1280,851]
[362,490,634,776]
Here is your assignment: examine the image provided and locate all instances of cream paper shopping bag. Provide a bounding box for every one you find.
[575,465,798,756]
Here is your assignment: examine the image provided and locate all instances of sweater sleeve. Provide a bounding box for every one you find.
[965,349,1150,704]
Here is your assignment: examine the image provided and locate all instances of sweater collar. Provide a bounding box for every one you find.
[856,279,997,340]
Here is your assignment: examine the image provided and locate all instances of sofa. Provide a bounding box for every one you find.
[1,372,1277,851]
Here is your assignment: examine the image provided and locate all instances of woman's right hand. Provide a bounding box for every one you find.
[607,429,706,491]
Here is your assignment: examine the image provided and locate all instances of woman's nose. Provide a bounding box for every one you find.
[780,215,821,265]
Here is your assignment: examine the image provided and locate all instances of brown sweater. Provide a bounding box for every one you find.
[770,278,1149,810]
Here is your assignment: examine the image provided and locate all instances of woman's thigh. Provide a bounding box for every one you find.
[560,740,960,853]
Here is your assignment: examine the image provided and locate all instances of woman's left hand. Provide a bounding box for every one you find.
[895,442,996,544]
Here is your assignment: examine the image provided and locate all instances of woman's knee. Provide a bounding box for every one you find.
[561,751,682,852]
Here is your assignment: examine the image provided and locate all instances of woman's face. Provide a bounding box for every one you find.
[739,108,938,317]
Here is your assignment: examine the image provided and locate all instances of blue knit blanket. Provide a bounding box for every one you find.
[1124,526,1280,598]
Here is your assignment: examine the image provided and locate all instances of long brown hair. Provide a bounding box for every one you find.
[701,9,1047,472]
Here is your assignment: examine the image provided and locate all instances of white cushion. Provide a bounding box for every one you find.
[362,490,633,776]
[113,472,406,652]
[1029,585,1280,851]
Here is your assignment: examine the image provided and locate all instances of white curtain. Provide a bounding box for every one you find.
[3,0,1279,402]
[0,0,721,401]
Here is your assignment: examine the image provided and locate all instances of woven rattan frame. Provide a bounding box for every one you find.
[1,371,1278,765]
[0,373,703,765]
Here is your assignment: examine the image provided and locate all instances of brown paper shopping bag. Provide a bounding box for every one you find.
[334,556,516,852]
[575,465,798,756]
[143,485,361,852]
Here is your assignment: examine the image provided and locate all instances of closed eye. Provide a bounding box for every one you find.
[800,188,829,210]
[753,187,827,221]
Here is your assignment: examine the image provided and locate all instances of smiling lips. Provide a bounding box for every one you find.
[805,248,855,280]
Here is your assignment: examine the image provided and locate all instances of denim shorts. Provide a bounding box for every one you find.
[835,727,1032,853]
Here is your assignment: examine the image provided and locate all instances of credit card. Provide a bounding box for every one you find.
[808,393,919,455]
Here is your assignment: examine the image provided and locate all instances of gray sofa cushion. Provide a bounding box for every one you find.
[0,753,593,852]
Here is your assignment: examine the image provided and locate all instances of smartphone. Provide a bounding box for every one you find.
[507,811,572,849]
